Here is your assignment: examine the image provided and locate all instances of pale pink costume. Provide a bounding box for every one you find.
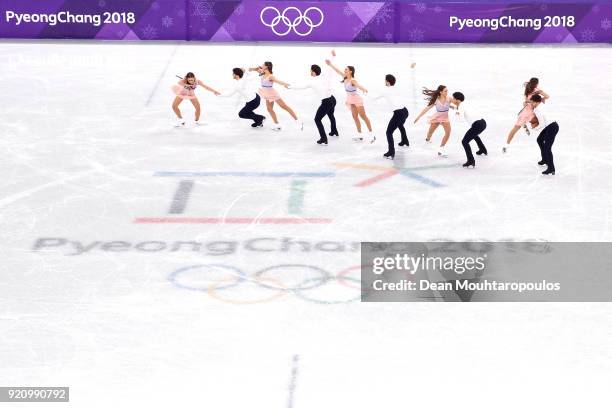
[428,97,451,124]
[344,80,364,107]
[515,87,541,126]
[172,79,198,100]
[259,76,281,102]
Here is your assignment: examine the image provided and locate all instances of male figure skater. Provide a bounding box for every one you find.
[370,74,409,159]
[530,94,559,175]
[290,53,338,145]
[450,92,488,168]
[220,68,265,127]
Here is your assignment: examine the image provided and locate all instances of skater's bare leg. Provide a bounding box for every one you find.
[440,122,451,147]
[506,125,521,144]
[190,98,201,122]
[266,100,279,124]
[357,106,372,132]
[350,105,362,133]
[172,97,183,118]
[426,123,439,141]
[276,99,298,120]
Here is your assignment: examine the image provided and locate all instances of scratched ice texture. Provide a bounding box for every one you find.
[1,41,612,407]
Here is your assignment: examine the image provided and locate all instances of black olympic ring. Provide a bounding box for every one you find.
[259,6,324,37]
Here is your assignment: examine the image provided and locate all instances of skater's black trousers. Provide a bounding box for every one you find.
[314,95,338,142]
[537,121,559,171]
[239,94,265,125]
[386,107,409,155]
[462,119,487,163]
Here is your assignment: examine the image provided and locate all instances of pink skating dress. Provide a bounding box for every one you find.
[259,76,281,102]
[344,80,364,107]
[172,80,198,100]
[515,87,542,126]
[428,97,451,124]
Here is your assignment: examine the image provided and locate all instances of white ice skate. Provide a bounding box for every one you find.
[437,148,448,158]
[272,124,282,131]
[352,133,364,142]
[175,119,186,128]
[369,134,376,144]
[295,120,304,131]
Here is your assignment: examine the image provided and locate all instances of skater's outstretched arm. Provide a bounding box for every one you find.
[269,75,290,89]
[289,82,311,91]
[368,86,389,100]
[325,59,343,77]
[352,79,368,94]
[218,86,237,98]
[197,80,221,96]
[537,89,550,101]
[323,51,336,88]
[413,104,434,123]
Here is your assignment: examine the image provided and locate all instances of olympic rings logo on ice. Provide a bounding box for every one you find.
[259,6,324,37]
[168,263,362,304]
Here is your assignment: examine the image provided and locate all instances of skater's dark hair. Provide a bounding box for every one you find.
[185,72,196,82]
[422,85,446,106]
[311,64,321,76]
[341,65,356,83]
[524,77,539,97]
[232,68,244,78]
[385,74,396,86]
[263,61,273,74]
[453,92,465,102]
[530,94,543,103]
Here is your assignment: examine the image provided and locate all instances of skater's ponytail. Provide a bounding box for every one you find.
[524,77,539,96]
[341,65,356,83]
[422,85,446,106]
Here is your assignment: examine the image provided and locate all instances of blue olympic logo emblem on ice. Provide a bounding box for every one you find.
[259,6,324,37]
[168,263,362,304]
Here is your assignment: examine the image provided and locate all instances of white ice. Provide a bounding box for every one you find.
[1,41,612,407]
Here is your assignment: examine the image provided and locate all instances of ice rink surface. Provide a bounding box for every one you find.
[1,41,612,407]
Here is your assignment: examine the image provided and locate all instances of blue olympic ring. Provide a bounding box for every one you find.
[168,264,246,292]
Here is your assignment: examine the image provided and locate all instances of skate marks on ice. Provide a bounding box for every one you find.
[286,355,300,408]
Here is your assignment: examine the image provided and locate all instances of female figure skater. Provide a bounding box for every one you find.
[325,57,374,143]
[413,85,454,157]
[502,77,549,153]
[248,62,302,131]
[172,72,220,127]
